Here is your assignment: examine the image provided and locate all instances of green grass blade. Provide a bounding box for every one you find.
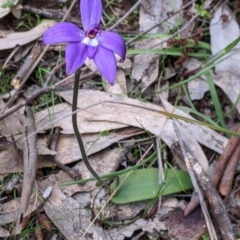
[205,71,226,129]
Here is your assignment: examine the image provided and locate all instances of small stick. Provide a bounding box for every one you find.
[21,107,38,214]
[22,5,80,24]
[1,44,43,113]
[173,122,235,240]
[0,86,53,121]
[126,0,197,45]
[15,106,38,236]
[173,121,217,240]
[211,125,240,188]
[185,125,240,215]
[219,126,240,196]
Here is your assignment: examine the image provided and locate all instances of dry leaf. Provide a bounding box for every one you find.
[56,90,227,155]
[0,20,56,50]
[0,227,10,238]
[105,69,128,95]
[212,71,240,115]
[106,218,166,240]
[210,4,240,77]
[132,0,182,91]
[0,128,140,174]
[167,207,206,240]
[0,0,19,18]
[44,187,107,240]
[185,58,209,100]
[0,198,19,225]
[35,102,127,134]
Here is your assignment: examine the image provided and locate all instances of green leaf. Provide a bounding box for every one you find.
[110,168,192,204]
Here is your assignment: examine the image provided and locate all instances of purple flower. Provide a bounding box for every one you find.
[42,0,126,85]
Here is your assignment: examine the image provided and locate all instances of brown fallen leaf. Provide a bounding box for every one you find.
[167,207,206,240]
[38,213,51,232]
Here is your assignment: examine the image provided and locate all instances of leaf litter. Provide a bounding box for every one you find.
[1,0,240,239]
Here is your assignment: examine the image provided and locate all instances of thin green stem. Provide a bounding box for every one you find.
[72,69,103,184]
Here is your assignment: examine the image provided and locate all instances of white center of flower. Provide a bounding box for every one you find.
[82,37,99,47]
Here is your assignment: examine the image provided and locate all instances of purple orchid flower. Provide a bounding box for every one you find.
[42,0,126,85]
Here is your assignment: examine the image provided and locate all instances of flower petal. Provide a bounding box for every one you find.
[65,42,87,75]
[85,46,98,59]
[99,31,126,61]
[93,46,117,85]
[80,0,102,30]
[43,23,83,44]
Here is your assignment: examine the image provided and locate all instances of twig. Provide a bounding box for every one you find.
[172,121,218,240]
[109,0,142,30]
[150,14,199,49]
[2,45,20,69]
[14,44,42,83]
[211,125,240,188]
[173,121,235,240]
[21,106,38,213]
[219,125,240,196]
[126,0,197,45]
[15,106,38,236]
[22,5,80,24]
[0,86,53,121]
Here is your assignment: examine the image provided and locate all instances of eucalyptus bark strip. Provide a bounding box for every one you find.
[21,106,38,214]
[211,125,240,188]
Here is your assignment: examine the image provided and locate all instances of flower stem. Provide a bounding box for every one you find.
[72,69,103,184]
